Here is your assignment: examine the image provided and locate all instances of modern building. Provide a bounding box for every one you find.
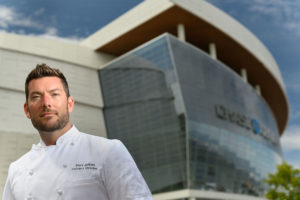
[0,0,289,200]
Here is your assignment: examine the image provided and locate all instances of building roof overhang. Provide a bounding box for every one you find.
[81,0,289,135]
[0,32,114,69]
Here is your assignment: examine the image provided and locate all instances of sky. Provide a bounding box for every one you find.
[0,0,299,167]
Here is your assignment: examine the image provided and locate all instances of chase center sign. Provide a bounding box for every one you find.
[215,105,276,145]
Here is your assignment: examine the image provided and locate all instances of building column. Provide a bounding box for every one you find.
[240,68,247,82]
[255,85,261,96]
[209,43,217,59]
[177,24,186,41]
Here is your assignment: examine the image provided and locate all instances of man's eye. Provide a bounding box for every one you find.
[32,96,40,99]
[52,93,59,96]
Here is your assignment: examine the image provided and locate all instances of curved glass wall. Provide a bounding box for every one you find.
[170,36,282,196]
[100,55,187,192]
[99,33,282,197]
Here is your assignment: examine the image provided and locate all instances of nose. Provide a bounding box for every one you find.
[42,94,52,108]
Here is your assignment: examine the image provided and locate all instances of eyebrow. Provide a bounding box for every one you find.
[29,91,42,96]
[29,88,62,96]
[49,88,61,93]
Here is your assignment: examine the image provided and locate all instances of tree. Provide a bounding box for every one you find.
[264,162,300,200]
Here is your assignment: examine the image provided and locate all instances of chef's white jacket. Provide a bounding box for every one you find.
[2,126,153,200]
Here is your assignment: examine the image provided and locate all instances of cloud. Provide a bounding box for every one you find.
[289,109,300,122]
[45,27,58,36]
[0,6,82,43]
[281,125,300,169]
[286,83,300,95]
[285,159,300,170]
[208,0,300,37]
[36,33,84,44]
[33,8,45,16]
[0,5,43,29]
[249,5,279,16]
[281,125,300,151]
[248,0,300,36]
[0,26,82,44]
[0,6,13,24]
[21,27,82,43]
[34,27,83,43]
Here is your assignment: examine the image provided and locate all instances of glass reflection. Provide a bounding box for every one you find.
[99,33,282,197]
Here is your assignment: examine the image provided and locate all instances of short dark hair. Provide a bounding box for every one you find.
[25,63,70,101]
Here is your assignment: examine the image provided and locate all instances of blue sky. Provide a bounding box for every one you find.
[0,0,299,167]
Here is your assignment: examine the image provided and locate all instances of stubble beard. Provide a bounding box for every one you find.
[30,107,70,133]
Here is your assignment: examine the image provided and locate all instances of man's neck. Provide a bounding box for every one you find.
[39,123,72,146]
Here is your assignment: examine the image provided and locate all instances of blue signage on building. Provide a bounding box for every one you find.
[251,119,260,135]
[215,105,276,144]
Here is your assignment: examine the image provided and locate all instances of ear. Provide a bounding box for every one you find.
[67,96,74,114]
[24,102,31,119]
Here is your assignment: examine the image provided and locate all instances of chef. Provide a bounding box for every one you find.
[3,64,153,200]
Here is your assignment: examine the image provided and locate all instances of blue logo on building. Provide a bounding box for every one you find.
[251,119,260,135]
[215,105,276,144]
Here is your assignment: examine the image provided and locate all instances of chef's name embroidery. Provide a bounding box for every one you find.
[72,163,97,171]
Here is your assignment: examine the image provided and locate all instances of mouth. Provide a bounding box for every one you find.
[40,112,57,118]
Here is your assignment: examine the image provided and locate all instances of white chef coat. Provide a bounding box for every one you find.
[2,126,153,200]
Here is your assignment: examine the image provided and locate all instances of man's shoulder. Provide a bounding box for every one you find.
[76,131,128,165]
[78,131,124,151]
[8,149,32,173]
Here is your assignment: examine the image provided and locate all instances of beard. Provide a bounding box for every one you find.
[30,107,70,132]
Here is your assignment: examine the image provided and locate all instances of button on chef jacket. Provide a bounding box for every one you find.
[3,126,153,200]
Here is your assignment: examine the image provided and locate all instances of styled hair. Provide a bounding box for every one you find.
[25,63,70,101]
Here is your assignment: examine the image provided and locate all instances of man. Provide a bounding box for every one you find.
[3,64,153,200]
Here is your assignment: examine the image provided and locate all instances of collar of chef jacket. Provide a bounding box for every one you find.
[32,125,78,150]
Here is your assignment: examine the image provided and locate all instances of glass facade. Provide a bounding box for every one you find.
[99,34,282,197]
